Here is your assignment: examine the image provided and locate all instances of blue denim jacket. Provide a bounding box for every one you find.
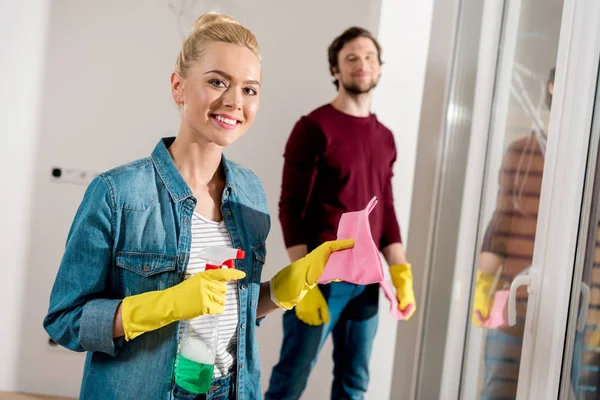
[43,138,271,400]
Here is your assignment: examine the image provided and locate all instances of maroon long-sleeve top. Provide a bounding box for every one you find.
[279,104,402,252]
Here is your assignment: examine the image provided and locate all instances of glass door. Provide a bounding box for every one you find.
[512,0,600,397]
[440,0,600,399]
[459,0,563,397]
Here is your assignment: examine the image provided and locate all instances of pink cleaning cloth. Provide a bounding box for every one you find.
[318,197,384,285]
[317,196,408,320]
[475,289,509,329]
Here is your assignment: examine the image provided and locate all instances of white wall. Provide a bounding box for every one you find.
[372,0,434,236]
[0,1,435,399]
[0,0,51,393]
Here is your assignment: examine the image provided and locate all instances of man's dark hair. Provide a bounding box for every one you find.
[328,27,382,89]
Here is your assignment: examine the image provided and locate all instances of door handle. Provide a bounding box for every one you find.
[508,273,531,326]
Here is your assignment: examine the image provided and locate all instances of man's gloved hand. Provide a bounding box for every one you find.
[472,270,495,327]
[390,263,417,320]
[121,268,246,340]
[270,239,354,309]
[295,286,329,326]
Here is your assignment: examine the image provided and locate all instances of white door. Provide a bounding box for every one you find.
[440,0,600,398]
[523,0,600,397]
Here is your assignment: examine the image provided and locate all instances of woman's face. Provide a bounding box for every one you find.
[171,42,261,147]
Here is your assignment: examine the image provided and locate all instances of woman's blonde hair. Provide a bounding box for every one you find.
[175,12,261,78]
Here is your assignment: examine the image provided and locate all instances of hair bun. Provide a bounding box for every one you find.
[175,11,261,80]
[193,12,239,32]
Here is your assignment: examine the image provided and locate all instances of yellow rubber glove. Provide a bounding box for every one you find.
[472,270,494,327]
[390,263,417,320]
[271,239,354,309]
[121,268,246,341]
[295,286,329,326]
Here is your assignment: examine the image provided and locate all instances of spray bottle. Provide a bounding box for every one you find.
[175,246,245,394]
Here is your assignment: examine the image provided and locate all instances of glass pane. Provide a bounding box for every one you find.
[562,63,600,400]
[460,0,564,399]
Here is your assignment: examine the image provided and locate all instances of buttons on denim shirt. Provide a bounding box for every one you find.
[226,210,232,216]
[241,323,246,329]
[183,219,189,225]
[143,264,150,272]
[240,363,245,369]
[179,254,185,263]
[241,284,247,290]
[222,188,231,204]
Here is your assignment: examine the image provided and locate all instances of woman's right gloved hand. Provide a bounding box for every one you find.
[121,268,246,340]
[270,239,354,310]
[472,270,495,327]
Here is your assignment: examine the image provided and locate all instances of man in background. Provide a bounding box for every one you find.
[265,26,417,400]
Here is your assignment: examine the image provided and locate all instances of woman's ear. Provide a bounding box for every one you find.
[171,72,185,104]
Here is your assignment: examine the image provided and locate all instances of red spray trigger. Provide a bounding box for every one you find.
[201,247,246,281]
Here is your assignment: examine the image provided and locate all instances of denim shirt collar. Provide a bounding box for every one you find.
[151,137,239,203]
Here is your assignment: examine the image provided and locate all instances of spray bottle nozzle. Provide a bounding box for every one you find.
[201,246,246,272]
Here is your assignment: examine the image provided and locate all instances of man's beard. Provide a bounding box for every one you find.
[342,77,378,95]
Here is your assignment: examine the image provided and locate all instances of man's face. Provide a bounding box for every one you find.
[334,37,381,95]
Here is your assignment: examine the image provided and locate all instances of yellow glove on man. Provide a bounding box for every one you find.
[121,268,246,341]
[295,286,329,326]
[472,270,494,327]
[271,239,354,310]
[390,263,417,320]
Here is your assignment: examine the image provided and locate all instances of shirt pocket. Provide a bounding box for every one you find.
[250,242,266,308]
[115,252,178,296]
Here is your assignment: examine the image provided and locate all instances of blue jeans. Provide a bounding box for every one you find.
[172,374,235,400]
[265,282,379,400]
[481,329,522,400]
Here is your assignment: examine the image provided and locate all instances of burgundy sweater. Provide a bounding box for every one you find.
[279,104,402,252]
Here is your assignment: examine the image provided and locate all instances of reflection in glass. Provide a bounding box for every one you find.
[464,0,563,398]
[476,68,552,398]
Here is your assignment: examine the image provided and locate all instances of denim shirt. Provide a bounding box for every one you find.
[43,138,271,400]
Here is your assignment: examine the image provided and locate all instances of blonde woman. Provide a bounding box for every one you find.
[43,13,352,400]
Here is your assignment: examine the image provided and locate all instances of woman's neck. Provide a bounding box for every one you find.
[169,132,224,191]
